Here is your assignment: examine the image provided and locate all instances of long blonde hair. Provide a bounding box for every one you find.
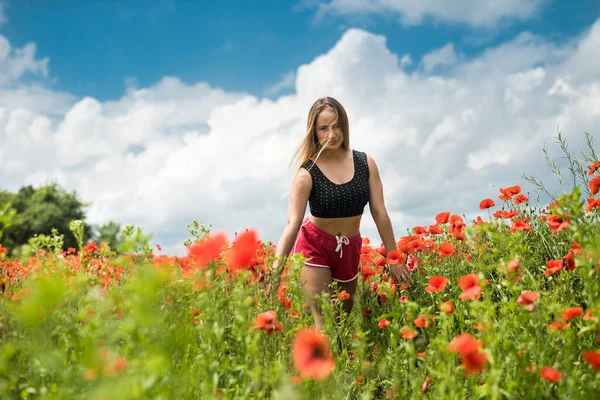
[290,97,350,172]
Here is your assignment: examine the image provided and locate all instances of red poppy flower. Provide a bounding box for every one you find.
[544,259,563,276]
[292,328,335,380]
[405,254,418,271]
[438,243,455,258]
[499,185,522,201]
[378,319,391,329]
[425,276,449,293]
[458,274,483,300]
[227,229,260,271]
[439,301,454,314]
[414,315,434,328]
[548,320,570,331]
[546,215,571,233]
[472,216,485,225]
[590,175,600,196]
[586,198,600,212]
[510,218,531,233]
[386,250,406,265]
[517,291,539,311]
[428,224,444,235]
[251,310,283,335]
[582,351,600,371]
[539,367,562,382]
[448,334,487,374]
[514,193,529,204]
[479,198,495,209]
[588,160,600,176]
[562,306,583,321]
[435,212,451,224]
[402,328,418,339]
[188,232,227,268]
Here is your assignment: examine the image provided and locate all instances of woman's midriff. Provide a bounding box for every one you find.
[309,215,363,237]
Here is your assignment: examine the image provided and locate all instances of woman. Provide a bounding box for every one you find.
[271,97,409,330]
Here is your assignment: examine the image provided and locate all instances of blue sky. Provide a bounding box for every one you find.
[3,0,599,101]
[2,0,600,253]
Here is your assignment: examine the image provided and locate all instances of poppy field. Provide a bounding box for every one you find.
[1,140,600,399]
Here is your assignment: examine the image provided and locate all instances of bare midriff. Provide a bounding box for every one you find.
[309,214,363,238]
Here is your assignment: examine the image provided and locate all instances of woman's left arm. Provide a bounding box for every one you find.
[367,154,410,282]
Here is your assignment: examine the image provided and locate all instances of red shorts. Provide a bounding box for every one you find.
[291,217,362,282]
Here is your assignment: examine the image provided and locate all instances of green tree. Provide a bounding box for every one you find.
[0,183,93,254]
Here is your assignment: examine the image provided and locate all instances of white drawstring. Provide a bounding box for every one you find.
[335,235,350,258]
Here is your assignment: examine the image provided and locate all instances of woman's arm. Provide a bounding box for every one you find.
[272,168,312,273]
[367,154,410,282]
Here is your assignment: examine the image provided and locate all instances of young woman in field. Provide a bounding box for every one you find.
[271,97,410,330]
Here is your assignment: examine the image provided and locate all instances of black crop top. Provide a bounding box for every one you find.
[301,149,371,218]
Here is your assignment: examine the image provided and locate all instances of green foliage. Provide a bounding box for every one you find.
[0,183,92,255]
[0,201,17,242]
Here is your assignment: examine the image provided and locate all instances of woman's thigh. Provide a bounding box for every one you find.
[299,265,332,297]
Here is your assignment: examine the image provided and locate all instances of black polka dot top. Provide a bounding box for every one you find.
[301,149,371,218]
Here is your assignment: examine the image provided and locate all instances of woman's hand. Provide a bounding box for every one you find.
[389,263,410,283]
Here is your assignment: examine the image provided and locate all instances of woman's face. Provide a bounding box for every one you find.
[315,108,343,149]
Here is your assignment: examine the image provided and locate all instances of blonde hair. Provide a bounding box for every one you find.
[290,97,350,172]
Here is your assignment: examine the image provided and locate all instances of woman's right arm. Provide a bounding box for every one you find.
[272,168,312,273]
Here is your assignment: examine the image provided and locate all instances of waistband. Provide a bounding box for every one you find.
[301,217,362,244]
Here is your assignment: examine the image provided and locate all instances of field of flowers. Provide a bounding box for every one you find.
[1,140,600,399]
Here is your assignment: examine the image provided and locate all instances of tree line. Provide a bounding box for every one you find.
[0,183,152,257]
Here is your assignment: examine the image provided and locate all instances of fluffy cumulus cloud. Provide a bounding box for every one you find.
[2,18,600,255]
[306,0,545,28]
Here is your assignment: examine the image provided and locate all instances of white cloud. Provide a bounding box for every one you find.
[2,18,600,256]
[307,0,546,28]
[422,43,461,73]
[265,71,296,96]
[0,35,49,86]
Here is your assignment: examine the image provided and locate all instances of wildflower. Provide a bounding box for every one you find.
[510,218,531,233]
[414,315,434,328]
[590,175,600,196]
[588,160,600,176]
[517,291,539,311]
[378,319,391,329]
[562,306,583,321]
[582,351,600,371]
[188,232,227,268]
[458,274,483,300]
[546,215,571,233]
[424,276,449,293]
[402,328,418,339]
[585,198,600,212]
[292,328,335,380]
[438,243,455,258]
[448,334,487,374]
[499,185,521,201]
[337,290,350,301]
[479,198,495,209]
[386,250,406,265]
[251,310,283,335]
[544,259,563,276]
[514,194,529,204]
[227,229,260,271]
[405,254,418,271]
[548,320,570,331]
[435,212,450,224]
[539,367,562,382]
[439,301,454,314]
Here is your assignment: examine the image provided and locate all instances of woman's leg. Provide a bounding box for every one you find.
[299,265,332,331]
